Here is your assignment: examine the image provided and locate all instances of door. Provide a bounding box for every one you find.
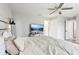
[65,19,76,41]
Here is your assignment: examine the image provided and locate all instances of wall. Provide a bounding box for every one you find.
[0,3,12,20]
[76,14,79,42]
[13,12,44,37]
[0,3,13,35]
[48,16,65,40]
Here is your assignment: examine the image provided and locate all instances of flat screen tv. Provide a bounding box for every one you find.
[30,24,44,33]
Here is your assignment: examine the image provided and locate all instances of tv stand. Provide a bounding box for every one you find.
[28,32,43,37]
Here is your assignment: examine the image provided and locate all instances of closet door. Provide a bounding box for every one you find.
[65,20,76,41]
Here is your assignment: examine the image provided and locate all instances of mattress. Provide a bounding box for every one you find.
[19,36,79,55]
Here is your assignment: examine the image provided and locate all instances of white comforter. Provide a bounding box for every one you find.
[19,36,79,55]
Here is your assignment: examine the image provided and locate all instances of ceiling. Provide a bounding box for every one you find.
[8,3,79,18]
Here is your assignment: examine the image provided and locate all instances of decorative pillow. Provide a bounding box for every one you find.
[14,38,24,52]
[5,40,19,55]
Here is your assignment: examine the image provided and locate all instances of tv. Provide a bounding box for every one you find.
[30,24,44,33]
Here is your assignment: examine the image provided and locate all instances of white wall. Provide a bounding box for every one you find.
[76,14,79,42]
[13,13,44,37]
[48,16,65,40]
[0,4,12,20]
[0,3,13,35]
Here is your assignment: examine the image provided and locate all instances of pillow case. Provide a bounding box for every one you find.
[5,40,19,55]
[3,31,12,38]
[14,38,25,52]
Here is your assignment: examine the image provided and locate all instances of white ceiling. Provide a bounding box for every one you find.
[8,3,79,18]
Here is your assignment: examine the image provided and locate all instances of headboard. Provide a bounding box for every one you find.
[0,20,9,36]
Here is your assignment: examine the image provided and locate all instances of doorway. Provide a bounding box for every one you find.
[65,19,76,42]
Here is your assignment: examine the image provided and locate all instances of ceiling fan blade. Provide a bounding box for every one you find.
[49,3,64,15]
[0,20,9,24]
[58,3,64,9]
[61,7,73,10]
[48,8,55,10]
[49,9,57,15]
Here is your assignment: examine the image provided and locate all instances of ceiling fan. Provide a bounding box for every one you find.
[48,3,73,15]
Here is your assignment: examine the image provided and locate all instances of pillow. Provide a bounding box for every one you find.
[3,31,12,38]
[14,38,24,52]
[5,40,19,55]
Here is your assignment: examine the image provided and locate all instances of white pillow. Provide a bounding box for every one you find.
[14,38,24,52]
[3,31,12,38]
[5,40,19,55]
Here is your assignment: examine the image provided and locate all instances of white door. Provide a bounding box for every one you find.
[66,20,76,40]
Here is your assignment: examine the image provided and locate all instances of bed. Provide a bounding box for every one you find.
[16,36,79,55]
[1,36,79,55]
